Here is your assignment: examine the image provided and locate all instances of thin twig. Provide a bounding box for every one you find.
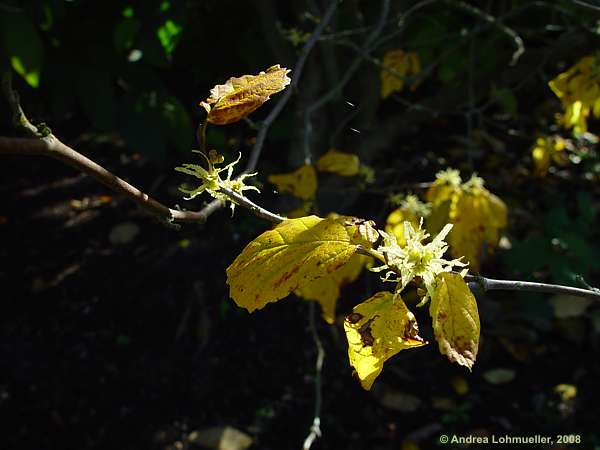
[2,72,40,136]
[465,274,600,301]
[0,72,284,225]
[220,187,285,223]
[302,301,325,450]
[196,0,343,220]
[570,0,600,11]
[447,0,525,66]
[0,135,212,223]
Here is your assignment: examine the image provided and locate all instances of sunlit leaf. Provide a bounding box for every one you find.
[0,13,44,88]
[386,208,418,247]
[385,195,430,247]
[430,273,480,370]
[267,165,317,201]
[157,19,182,55]
[200,65,291,125]
[426,173,507,271]
[548,54,600,134]
[227,215,375,313]
[344,291,426,390]
[316,149,360,176]
[297,254,368,324]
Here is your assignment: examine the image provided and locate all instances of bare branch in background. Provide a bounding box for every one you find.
[196,0,343,221]
[303,0,391,161]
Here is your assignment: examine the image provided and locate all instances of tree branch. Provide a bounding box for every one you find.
[0,135,215,223]
[465,274,600,301]
[0,73,283,225]
[302,301,325,450]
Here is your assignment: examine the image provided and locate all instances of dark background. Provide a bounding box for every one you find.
[1,1,600,449]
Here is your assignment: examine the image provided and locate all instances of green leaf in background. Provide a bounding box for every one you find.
[157,19,182,56]
[0,12,44,88]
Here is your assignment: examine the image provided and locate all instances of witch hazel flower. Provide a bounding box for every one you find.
[373,219,468,305]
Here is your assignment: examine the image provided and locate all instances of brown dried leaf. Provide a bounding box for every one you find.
[200,65,291,125]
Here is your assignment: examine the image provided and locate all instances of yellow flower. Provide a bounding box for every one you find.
[374,220,467,305]
[175,151,259,214]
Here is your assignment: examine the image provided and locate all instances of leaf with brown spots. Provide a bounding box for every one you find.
[344,291,426,390]
[430,272,480,370]
[226,216,363,313]
[200,65,291,125]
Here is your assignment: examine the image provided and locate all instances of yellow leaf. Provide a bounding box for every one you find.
[426,176,507,272]
[316,149,360,176]
[267,165,317,201]
[554,383,577,401]
[385,196,429,247]
[297,254,368,324]
[227,216,372,313]
[344,292,426,390]
[450,189,506,270]
[200,64,291,125]
[380,50,421,99]
[430,273,480,370]
[548,53,600,134]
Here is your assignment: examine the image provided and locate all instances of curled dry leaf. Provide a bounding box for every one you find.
[430,272,480,370]
[226,215,377,313]
[344,291,426,390]
[200,64,291,125]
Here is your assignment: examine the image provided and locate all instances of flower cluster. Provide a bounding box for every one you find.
[175,151,259,214]
[374,220,467,305]
[549,54,600,134]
